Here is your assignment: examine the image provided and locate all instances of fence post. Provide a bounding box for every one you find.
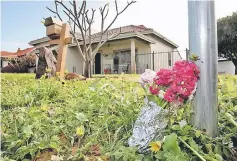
[152,51,155,71]
[188,0,218,137]
[186,48,189,60]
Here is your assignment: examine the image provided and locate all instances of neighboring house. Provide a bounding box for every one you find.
[29,25,182,74]
[0,51,17,68]
[218,58,235,75]
[1,47,36,69]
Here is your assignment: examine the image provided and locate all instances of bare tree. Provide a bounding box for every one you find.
[47,0,136,78]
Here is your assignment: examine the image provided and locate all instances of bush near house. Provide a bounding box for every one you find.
[1,54,36,73]
[1,74,237,161]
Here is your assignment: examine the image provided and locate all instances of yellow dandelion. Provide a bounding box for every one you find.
[56,72,60,77]
[150,141,162,153]
[76,126,84,137]
[41,105,48,111]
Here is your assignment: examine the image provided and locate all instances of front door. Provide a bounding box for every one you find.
[95,53,101,74]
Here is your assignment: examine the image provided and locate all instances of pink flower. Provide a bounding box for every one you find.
[146,60,200,104]
[154,69,173,86]
[149,86,159,95]
[177,96,184,103]
[164,89,176,102]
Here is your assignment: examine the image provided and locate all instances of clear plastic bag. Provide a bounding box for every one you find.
[128,97,169,153]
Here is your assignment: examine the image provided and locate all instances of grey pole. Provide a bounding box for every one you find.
[188,0,218,137]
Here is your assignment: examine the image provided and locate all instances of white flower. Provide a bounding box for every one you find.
[139,69,156,85]
[188,83,197,101]
[158,90,165,99]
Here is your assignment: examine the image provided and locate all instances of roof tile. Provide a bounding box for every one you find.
[1,47,35,58]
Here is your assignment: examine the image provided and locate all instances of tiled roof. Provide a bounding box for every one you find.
[29,25,178,47]
[1,47,35,58]
[0,51,17,58]
[16,47,35,56]
[92,25,152,38]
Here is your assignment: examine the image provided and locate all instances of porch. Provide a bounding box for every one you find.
[92,38,151,74]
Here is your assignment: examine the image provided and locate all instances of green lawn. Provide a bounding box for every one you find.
[1,74,237,161]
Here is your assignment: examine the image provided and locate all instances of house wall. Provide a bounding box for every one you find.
[144,34,182,71]
[1,59,9,69]
[218,61,235,75]
[66,47,84,74]
[98,38,151,74]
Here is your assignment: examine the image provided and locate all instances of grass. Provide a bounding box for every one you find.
[1,73,237,161]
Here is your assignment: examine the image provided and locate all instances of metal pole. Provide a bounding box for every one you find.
[188,0,218,137]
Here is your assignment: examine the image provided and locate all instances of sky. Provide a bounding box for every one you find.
[1,0,237,58]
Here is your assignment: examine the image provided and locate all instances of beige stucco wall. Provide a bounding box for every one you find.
[65,47,84,74]
[143,34,182,71]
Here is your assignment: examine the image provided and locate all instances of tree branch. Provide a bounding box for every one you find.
[92,0,136,61]
[55,0,75,17]
[103,0,136,33]
[72,0,87,58]
[46,0,63,21]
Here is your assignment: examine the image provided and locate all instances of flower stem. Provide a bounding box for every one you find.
[178,137,206,161]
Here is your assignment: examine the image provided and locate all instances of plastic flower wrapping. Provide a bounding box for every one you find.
[128,60,200,153]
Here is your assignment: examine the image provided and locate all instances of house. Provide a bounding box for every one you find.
[29,25,182,74]
[1,47,36,71]
[218,58,235,75]
[0,51,17,68]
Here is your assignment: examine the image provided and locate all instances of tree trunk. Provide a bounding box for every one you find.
[83,61,90,78]
[89,60,92,78]
[232,58,237,75]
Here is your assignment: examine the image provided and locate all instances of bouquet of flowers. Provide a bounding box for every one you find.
[128,59,200,153]
[140,60,200,109]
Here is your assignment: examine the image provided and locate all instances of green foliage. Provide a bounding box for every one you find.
[1,74,237,161]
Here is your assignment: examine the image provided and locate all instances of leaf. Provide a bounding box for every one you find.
[172,125,181,131]
[75,113,88,122]
[188,138,200,152]
[179,125,191,135]
[214,145,222,155]
[49,142,59,150]
[163,133,181,155]
[205,143,213,154]
[23,125,33,136]
[195,130,202,138]
[214,153,223,161]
